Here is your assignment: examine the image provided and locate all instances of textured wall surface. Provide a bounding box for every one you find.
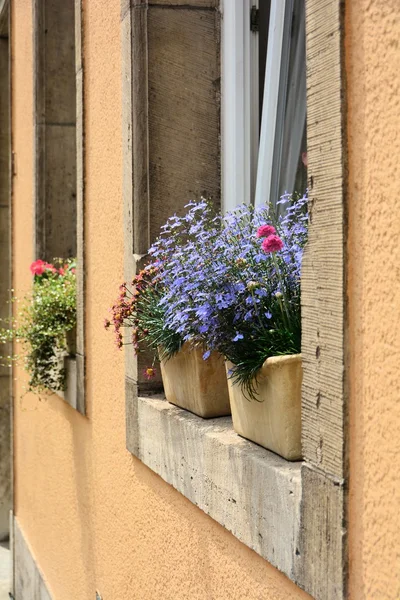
[11,1,310,598]
[0,32,11,541]
[346,1,400,599]
[12,0,400,597]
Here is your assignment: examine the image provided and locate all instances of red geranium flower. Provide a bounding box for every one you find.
[30,259,59,276]
[30,260,48,276]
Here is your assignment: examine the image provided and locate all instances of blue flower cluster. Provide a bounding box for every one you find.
[148,193,308,378]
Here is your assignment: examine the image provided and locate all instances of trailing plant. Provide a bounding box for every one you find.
[0,258,77,393]
[105,265,180,380]
[105,200,220,377]
[149,193,308,398]
[107,193,308,397]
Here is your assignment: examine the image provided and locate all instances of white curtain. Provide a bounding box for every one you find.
[255,0,306,208]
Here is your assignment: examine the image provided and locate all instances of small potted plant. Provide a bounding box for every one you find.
[0,258,77,395]
[160,194,308,460]
[215,195,307,460]
[106,201,230,419]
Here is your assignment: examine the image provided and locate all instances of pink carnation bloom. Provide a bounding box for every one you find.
[261,234,284,253]
[256,224,276,238]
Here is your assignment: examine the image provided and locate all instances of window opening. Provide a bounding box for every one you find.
[222,0,307,211]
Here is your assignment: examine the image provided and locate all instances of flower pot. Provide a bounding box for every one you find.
[159,343,231,418]
[226,354,302,460]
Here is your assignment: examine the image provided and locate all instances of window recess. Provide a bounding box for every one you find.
[123,1,348,597]
[33,0,86,413]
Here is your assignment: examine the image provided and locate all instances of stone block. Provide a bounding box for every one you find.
[295,464,346,599]
[131,395,302,580]
[0,376,10,541]
[147,6,221,239]
[36,123,77,260]
[0,38,9,206]
[39,0,76,125]
[14,518,52,600]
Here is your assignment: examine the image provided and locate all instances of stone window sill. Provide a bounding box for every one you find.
[58,356,77,410]
[132,394,302,580]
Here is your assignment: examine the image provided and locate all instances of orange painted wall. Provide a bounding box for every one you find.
[11,1,310,599]
[12,0,400,598]
[347,1,400,599]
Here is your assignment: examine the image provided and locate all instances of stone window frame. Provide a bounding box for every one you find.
[32,0,86,414]
[122,1,348,599]
[0,0,12,545]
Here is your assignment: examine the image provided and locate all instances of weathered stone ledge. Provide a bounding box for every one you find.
[131,395,302,580]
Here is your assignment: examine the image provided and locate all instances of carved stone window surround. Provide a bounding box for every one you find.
[122,2,348,598]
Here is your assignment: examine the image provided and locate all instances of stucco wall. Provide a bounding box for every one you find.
[11,1,310,598]
[12,0,400,598]
[347,1,400,599]
[0,30,11,541]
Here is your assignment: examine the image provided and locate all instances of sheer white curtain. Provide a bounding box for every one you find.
[255,0,306,208]
[222,0,306,211]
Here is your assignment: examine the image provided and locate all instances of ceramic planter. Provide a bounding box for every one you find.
[226,354,302,460]
[160,343,231,418]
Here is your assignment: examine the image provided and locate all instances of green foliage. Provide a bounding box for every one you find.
[0,258,77,394]
[134,273,183,362]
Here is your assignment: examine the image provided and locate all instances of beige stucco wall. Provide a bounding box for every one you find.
[11,1,310,598]
[0,29,11,540]
[11,0,400,598]
[347,1,400,599]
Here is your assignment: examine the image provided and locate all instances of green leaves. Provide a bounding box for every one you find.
[0,258,77,393]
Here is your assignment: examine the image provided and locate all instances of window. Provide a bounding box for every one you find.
[122,1,348,598]
[33,0,85,413]
[222,0,307,211]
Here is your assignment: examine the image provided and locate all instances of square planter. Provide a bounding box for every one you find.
[226,354,302,460]
[160,343,231,418]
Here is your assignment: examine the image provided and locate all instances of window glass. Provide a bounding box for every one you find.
[255,0,307,208]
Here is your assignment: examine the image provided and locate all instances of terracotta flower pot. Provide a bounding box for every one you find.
[226,354,302,460]
[159,343,231,418]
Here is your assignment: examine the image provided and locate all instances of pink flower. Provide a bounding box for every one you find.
[30,259,56,276]
[256,224,276,238]
[261,235,284,253]
[143,366,156,380]
[59,263,69,275]
[30,260,46,276]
